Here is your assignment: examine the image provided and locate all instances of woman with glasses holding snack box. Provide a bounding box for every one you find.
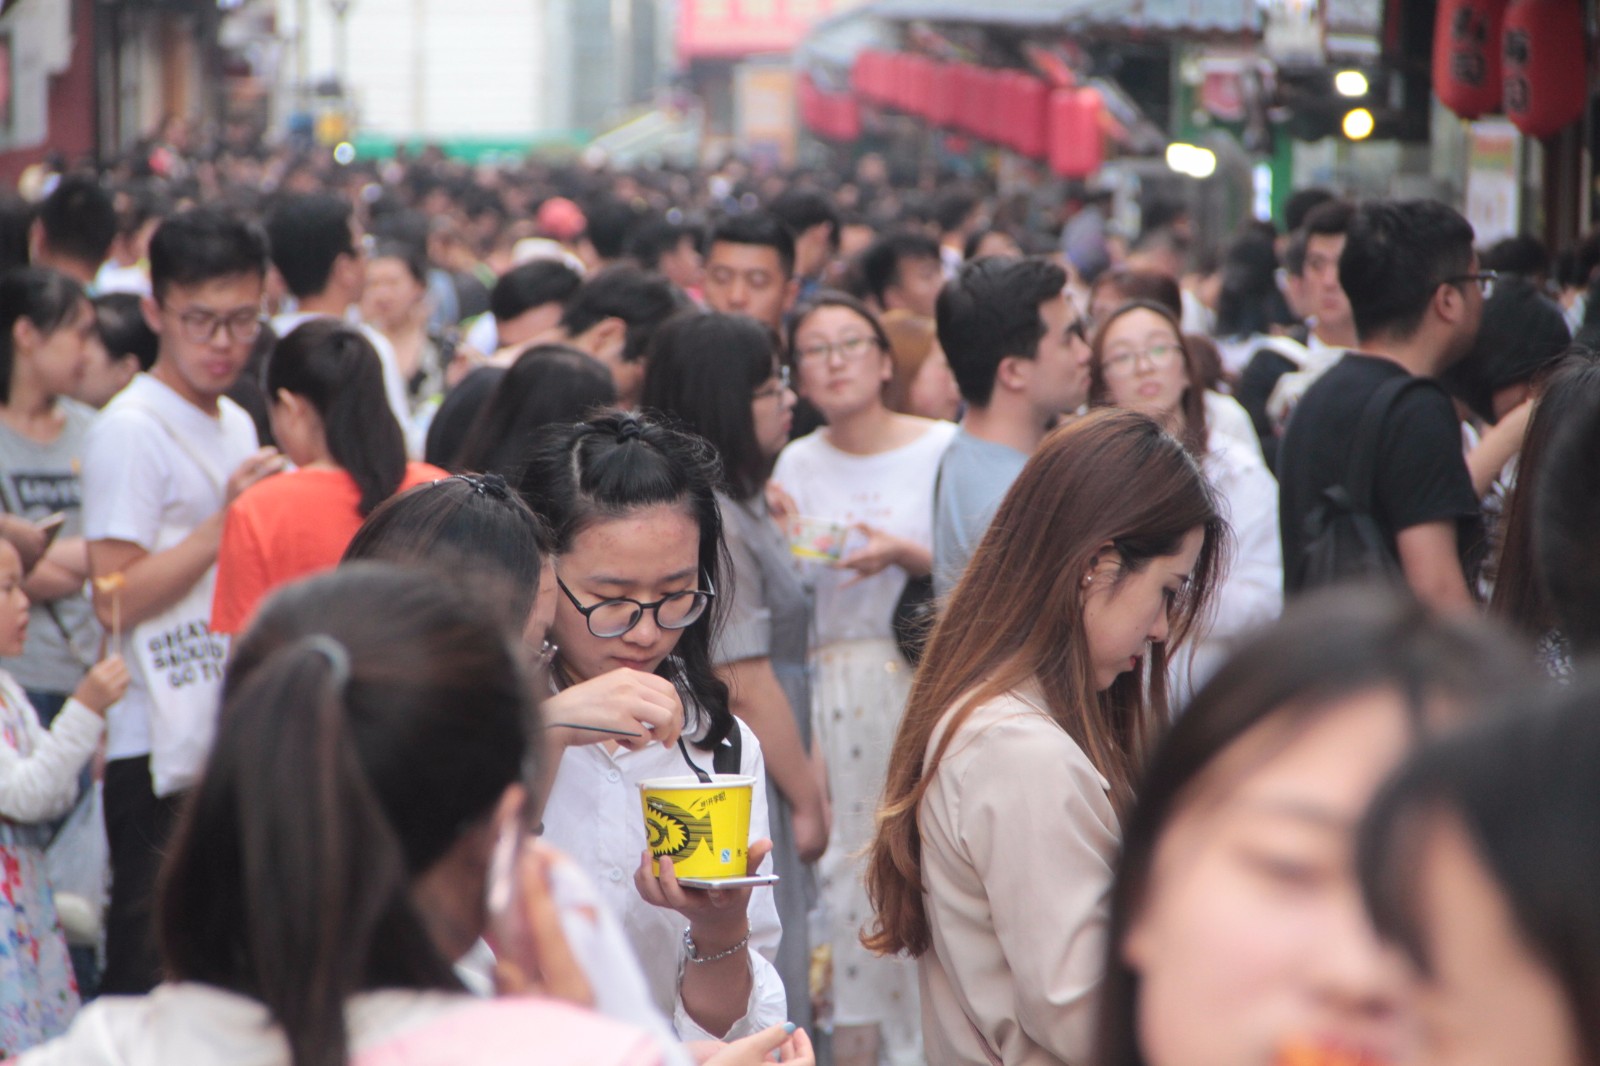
[516,411,788,1045]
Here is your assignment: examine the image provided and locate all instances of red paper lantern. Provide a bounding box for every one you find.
[1049,88,1104,178]
[1013,73,1049,158]
[1503,0,1587,139]
[1433,0,1506,119]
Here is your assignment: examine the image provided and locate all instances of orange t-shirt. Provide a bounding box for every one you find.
[211,461,445,634]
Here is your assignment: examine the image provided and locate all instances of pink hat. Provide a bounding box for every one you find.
[536,197,586,242]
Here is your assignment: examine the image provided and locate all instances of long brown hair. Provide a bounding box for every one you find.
[1089,300,1210,458]
[863,409,1226,958]
[1489,348,1600,636]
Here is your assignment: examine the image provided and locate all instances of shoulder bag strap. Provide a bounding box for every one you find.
[1342,375,1432,515]
[117,397,230,498]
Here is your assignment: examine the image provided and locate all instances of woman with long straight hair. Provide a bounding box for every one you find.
[0,267,102,715]
[517,411,788,1043]
[865,409,1225,1066]
[1487,347,1600,675]
[772,292,957,1066]
[211,318,443,634]
[1089,299,1281,704]
[641,310,824,1032]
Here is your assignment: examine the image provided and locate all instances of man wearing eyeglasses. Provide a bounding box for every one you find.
[82,207,287,995]
[931,256,1091,599]
[1278,199,1488,612]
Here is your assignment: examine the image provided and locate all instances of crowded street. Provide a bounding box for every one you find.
[0,0,1596,1063]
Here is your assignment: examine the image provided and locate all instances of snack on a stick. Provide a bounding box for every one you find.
[93,572,127,651]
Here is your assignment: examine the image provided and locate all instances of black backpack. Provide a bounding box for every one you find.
[1296,375,1431,591]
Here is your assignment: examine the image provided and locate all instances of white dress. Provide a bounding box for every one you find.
[771,419,955,1062]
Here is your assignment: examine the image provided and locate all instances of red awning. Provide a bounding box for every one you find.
[679,0,851,62]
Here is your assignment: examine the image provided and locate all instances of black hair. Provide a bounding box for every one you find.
[1534,369,1600,656]
[0,267,88,404]
[37,174,117,268]
[931,187,982,236]
[1283,187,1336,233]
[343,474,550,631]
[935,256,1067,407]
[149,206,270,302]
[1299,197,1355,240]
[559,266,686,364]
[1442,274,1570,422]
[1214,226,1295,339]
[266,319,406,516]
[490,259,583,323]
[158,563,532,1066]
[962,226,1017,262]
[515,411,733,748]
[628,217,697,272]
[1340,199,1477,343]
[423,366,501,471]
[368,240,428,287]
[860,231,942,308]
[1359,676,1600,1066]
[580,198,643,261]
[93,292,159,372]
[640,310,779,501]
[707,212,797,279]
[0,194,33,275]
[265,193,357,299]
[454,344,617,477]
[1481,233,1550,279]
[1096,585,1532,1066]
[768,189,840,250]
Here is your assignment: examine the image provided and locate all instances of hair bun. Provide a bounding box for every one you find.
[616,418,644,443]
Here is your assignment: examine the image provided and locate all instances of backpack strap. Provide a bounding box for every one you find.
[1342,374,1434,516]
[711,721,743,776]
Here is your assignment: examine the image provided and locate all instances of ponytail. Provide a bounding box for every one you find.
[269,318,407,515]
[159,634,457,1066]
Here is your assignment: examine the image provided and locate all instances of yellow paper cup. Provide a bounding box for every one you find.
[640,774,756,879]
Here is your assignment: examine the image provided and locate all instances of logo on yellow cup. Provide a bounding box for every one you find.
[645,796,713,861]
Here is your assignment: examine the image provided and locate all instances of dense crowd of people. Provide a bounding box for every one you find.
[0,138,1596,1066]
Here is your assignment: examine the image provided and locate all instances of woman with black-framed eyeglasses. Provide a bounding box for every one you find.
[641,310,825,1036]
[516,410,790,1048]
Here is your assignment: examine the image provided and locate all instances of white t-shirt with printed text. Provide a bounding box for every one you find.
[81,374,259,760]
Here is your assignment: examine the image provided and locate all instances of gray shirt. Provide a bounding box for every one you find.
[931,427,1029,600]
[712,490,813,746]
[0,400,100,692]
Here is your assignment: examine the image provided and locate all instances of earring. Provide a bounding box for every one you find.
[1081,574,1093,589]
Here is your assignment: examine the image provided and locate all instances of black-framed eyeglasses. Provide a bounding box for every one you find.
[171,306,265,347]
[556,574,716,638]
[1444,271,1500,299]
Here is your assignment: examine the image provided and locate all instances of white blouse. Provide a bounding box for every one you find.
[539,716,786,1041]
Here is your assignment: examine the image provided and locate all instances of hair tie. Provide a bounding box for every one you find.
[616,418,643,443]
[300,634,351,691]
